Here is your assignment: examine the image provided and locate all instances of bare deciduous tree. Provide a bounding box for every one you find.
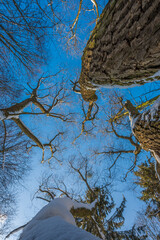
[0,73,72,162]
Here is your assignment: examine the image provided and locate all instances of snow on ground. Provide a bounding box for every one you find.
[19,197,100,240]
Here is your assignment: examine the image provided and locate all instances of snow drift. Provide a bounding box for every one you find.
[19,197,100,240]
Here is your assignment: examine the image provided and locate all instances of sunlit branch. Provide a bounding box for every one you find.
[72,102,99,143]
[13,118,43,149]
[71,80,81,94]
[69,0,99,44]
[0,73,69,149]
[28,132,63,164]
[124,100,139,117]
[90,0,99,21]
[42,132,64,164]
[71,0,83,32]
[112,95,160,122]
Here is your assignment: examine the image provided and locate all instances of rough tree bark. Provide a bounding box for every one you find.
[124,98,160,165]
[79,0,160,101]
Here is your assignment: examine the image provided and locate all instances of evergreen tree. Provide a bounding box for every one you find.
[134,161,160,219]
[73,187,147,239]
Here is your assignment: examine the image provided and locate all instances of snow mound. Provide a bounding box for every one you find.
[19,197,100,240]
[20,216,100,240]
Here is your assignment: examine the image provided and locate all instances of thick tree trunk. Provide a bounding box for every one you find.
[125,98,160,164]
[79,0,160,101]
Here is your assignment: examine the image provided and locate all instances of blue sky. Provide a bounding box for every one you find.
[2,0,160,239]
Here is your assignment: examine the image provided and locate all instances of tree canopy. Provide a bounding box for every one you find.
[0,0,160,239]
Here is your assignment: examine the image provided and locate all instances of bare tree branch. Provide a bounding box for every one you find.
[28,132,63,164]
[112,95,160,122]
[73,102,99,143]
[0,73,69,151]
[39,186,55,199]
[5,223,28,239]
[110,121,141,154]
[124,154,138,180]
[69,161,95,196]
[13,118,43,149]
